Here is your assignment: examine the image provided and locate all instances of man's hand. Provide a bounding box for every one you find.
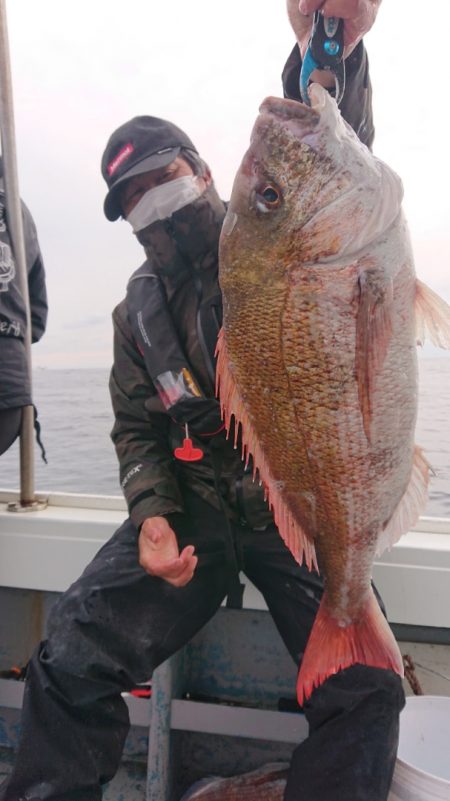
[287,0,381,59]
[139,516,198,587]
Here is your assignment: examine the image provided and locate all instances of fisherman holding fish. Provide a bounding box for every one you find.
[2,2,425,801]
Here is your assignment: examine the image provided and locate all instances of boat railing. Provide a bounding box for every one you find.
[1,487,450,630]
[0,0,47,511]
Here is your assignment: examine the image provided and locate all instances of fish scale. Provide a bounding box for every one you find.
[217,85,450,703]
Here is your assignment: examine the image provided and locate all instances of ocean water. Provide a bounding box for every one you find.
[0,359,449,518]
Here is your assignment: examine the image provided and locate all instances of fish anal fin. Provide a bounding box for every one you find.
[356,270,394,441]
[415,279,450,348]
[297,590,404,705]
[268,485,318,572]
[376,445,430,557]
[216,328,317,571]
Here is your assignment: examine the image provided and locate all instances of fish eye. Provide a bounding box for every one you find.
[255,183,282,212]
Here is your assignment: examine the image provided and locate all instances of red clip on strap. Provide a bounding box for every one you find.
[174,424,204,462]
[130,688,152,699]
[174,437,204,462]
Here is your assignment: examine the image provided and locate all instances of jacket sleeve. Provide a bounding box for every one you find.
[281,40,375,149]
[109,304,184,529]
[21,201,48,342]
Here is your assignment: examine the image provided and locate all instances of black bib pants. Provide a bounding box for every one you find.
[0,488,404,801]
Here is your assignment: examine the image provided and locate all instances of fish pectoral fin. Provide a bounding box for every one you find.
[376,445,430,557]
[356,271,394,441]
[296,590,404,705]
[415,279,450,348]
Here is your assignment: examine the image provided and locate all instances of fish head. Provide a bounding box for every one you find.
[220,85,404,285]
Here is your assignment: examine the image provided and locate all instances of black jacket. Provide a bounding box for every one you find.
[0,177,48,409]
[109,43,375,529]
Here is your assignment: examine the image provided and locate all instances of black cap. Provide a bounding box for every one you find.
[101,115,198,221]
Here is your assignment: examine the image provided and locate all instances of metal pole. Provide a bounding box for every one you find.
[0,0,44,510]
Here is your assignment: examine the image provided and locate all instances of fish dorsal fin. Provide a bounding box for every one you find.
[356,269,394,441]
[376,445,430,557]
[415,279,450,348]
[216,329,317,571]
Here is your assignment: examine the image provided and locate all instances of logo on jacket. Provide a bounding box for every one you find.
[0,241,15,292]
[121,463,143,489]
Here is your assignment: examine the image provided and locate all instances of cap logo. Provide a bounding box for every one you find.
[107,143,134,177]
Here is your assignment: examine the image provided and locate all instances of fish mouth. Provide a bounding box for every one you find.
[259,95,321,127]
[228,89,325,218]
[253,94,322,153]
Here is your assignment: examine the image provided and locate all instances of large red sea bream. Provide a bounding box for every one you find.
[216,84,450,704]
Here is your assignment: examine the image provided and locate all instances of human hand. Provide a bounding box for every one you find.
[287,0,381,59]
[139,516,198,587]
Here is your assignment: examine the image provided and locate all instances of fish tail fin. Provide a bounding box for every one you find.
[296,589,403,705]
[415,279,450,348]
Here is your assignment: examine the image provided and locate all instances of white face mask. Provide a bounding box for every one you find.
[126,175,204,233]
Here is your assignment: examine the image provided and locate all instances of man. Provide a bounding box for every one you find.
[0,156,48,456]
[1,2,404,800]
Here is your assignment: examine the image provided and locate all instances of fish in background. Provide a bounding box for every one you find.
[180,763,289,800]
[217,83,450,704]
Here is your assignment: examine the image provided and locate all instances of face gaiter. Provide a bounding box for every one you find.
[134,182,227,279]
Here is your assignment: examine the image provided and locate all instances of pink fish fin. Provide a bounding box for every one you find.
[355,271,394,441]
[296,589,404,705]
[268,487,318,572]
[375,445,431,557]
[216,329,317,571]
[415,279,450,348]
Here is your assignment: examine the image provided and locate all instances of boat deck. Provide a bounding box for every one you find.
[1,490,450,799]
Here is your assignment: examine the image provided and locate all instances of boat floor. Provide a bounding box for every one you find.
[0,746,148,800]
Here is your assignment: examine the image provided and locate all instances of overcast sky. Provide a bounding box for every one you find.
[4,1,450,368]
